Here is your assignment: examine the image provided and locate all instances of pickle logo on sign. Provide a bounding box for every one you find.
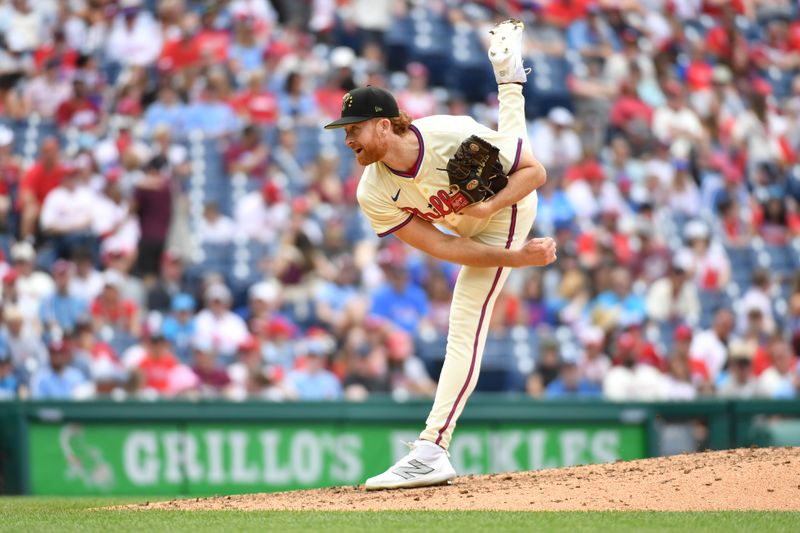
[60,424,115,491]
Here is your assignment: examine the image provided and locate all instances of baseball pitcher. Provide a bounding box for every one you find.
[325,19,557,489]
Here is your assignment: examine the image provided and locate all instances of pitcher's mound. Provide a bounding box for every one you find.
[137,447,800,512]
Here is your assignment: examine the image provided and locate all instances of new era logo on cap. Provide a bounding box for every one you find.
[325,86,399,129]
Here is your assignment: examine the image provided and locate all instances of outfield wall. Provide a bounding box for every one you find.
[0,398,798,496]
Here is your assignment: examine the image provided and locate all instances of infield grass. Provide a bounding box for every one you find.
[0,497,797,533]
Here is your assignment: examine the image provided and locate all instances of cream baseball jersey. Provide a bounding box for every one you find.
[356,115,531,239]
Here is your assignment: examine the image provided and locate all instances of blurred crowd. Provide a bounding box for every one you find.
[0,0,800,403]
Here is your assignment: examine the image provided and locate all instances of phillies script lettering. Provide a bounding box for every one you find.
[400,189,460,222]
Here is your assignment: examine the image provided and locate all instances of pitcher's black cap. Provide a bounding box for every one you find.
[324,86,399,129]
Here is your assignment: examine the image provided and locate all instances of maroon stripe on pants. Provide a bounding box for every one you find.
[435,204,518,446]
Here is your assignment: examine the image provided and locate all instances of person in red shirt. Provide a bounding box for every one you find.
[195,9,230,63]
[542,0,593,28]
[17,136,69,240]
[137,332,179,395]
[90,270,140,337]
[609,79,653,134]
[157,23,202,73]
[223,124,269,180]
[671,324,713,393]
[229,70,278,126]
[55,77,101,132]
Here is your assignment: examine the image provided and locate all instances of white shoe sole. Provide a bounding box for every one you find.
[488,19,524,64]
[488,19,527,83]
[364,473,456,491]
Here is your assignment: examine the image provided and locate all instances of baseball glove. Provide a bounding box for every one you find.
[444,135,508,213]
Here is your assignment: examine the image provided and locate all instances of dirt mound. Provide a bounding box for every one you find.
[133,447,800,512]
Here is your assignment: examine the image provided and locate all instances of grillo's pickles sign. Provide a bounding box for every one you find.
[28,423,646,495]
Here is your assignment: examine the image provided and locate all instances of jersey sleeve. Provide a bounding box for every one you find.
[356,173,414,238]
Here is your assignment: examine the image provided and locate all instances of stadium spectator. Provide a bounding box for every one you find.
[396,62,436,120]
[39,260,88,334]
[527,337,562,398]
[68,248,104,302]
[645,257,700,325]
[30,338,92,400]
[194,283,249,361]
[652,82,705,160]
[370,260,429,335]
[235,180,290,243]
[143,85,187,136]
[161,293,196,364]
[756,338,798,398]
[146,251,189,313]
[545,358,602,398]
[90,270,140,337]
[18,137,69,240]
[576,326,611,387]
[223,124,269,181]
[70,319,126,393]
[22,58,71,119]
[385,329,435,398]
[0,345,19,399]
[133,157,173,278]
[690,309,735,382]
[133,327,182,397]
[1,304,46,381]
[92,170,141,260]
[716,340,759,399]
[190,337,231,398]
[603,333,666,401]
[285,338,341,401]
[227,335,285,401]
[39,165,96,260]
[106,0,163,67]
[529,107,582,173]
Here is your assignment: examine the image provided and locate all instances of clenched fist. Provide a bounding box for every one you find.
[514,237,557,267]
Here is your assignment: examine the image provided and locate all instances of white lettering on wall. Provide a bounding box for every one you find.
[123,431,158,485]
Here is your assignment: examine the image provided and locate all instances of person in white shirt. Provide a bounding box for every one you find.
[576,326,611,386]
[234,181,290,243]
[198,202,236,244]
[528,107,582,173]
[716,340,758,399]
[0,0,44,53]
[603,334,666,401]
[652,82,705,159]
[193,283,249,361]
[40,166,97,260]
[68,248,104,302]
[92,174,141,259]
[756,338,798,398]
[674,219,731,292]
[7,241,54,311]
[689,309,735,382]
[645,256,700,324]
[736,269,776,336]
[106,1,163,67]
[22,59,72,119]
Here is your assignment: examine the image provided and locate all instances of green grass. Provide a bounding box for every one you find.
[0,497,797,533]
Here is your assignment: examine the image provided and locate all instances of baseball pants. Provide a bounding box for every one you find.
[420,83,538,449]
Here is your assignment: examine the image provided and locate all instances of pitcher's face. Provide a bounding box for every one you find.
[344,118,389,166]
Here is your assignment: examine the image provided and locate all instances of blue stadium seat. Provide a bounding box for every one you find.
[698,290,731,329]
[726,244,757,288]
[764,243,798,278]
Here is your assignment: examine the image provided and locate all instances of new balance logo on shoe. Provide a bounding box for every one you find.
[392,459,435,480]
